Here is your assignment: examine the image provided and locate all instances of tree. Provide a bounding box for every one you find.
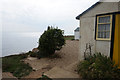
[37,26,65,57]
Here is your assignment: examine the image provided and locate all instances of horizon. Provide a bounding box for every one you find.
[1,0,100,57]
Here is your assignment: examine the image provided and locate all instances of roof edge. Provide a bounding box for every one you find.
[76,2,101,20]
[74,27,80,31]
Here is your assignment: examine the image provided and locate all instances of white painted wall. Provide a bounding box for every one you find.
[79,17,96,60]
[78,2,119,61]
[81,2,119,18]
[74,31,80,40]
[119,1,120,10]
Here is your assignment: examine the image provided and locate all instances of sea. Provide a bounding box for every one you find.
[2,32,41,57]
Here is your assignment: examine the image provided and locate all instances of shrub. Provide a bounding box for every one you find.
[77,53,120,79]
[37,26,65,58]
[28,51,37,57]
[37,74,52,80]
[30,52,37,57]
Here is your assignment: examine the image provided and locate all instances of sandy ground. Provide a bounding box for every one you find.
[23,40,79,78]
[2,72,18,79]
[2,40,79,79]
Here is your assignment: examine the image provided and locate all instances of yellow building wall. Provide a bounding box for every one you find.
[113,14,120,68]
[118,14,120,68]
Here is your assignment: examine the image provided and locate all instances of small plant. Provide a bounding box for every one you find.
[77,53,120,79]
[37,73,52,80]
[84,43,93,60]
[29,52,37,57]
[30,53,37,57]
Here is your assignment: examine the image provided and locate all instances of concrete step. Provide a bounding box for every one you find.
[44,67,79,78]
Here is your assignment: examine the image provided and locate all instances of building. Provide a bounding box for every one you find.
[74,27,80,40]
[76,1,120,67]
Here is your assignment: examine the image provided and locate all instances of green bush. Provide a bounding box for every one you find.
[30,53,37,57]
[37,26,65,58]
[37,74,52,80]
[77,53,120,79]
[28,51,37,57]
[25,51,38,57]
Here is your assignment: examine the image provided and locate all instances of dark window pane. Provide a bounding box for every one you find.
[103,32,106,38]
[106,32,110,38]
[105,24,110,31]
[98,26,101,31]
[99,16,110,23]
[101,32,103,38]
[98,24,110,31]
[98,32,101,38]
[98,24,104,31]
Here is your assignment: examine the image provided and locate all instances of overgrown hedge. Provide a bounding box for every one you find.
[77,53,120,79]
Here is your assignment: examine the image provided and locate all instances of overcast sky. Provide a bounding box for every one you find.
[1,0,99,35]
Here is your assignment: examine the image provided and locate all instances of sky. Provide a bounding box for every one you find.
[1,0,100,35]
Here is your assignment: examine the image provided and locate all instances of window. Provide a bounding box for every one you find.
[96,15,112,40]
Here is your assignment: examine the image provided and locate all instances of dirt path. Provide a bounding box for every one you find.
[24,40,79,78]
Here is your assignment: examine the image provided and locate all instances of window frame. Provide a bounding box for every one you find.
[96,15,113,41]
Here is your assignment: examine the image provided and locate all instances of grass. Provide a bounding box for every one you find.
[64,36,74,40]
[2,53,32,78]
